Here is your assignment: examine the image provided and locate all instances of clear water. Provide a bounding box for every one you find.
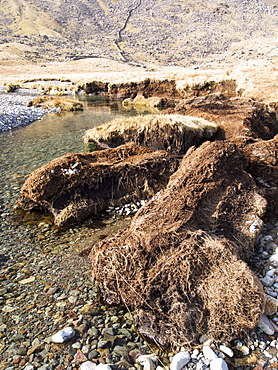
[0,97,153,209]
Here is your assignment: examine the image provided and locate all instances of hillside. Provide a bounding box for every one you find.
[0,0,278,67]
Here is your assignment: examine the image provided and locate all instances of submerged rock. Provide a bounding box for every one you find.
[84,114,218,154]
[16,143,178,226]
[90,141,266,346]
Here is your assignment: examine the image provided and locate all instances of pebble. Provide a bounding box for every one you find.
[80,362,97,370]
[209,358,229,370]
[219,345,233,358]
[202,346,218,361]
[74,350,88,362]
[239,345,250,356]
[170,351,191,370]
[137,354,158,365]
[95,364,112,370]
[51,327,75,343]
[258,314,275,335]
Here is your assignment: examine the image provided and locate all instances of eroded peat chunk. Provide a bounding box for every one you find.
[84,114,218,154]
[243,134,278,215]
[90,140,266,346]
[164,94,278,144]
[16,143,178,226]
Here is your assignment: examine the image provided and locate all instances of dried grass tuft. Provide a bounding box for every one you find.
[27,96,83,111]
[84,114,218,154]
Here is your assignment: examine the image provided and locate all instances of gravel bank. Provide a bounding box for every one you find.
[1,200,278,370]
[0,93,59,132]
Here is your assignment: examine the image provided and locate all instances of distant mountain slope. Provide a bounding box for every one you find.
[0,0,277,66]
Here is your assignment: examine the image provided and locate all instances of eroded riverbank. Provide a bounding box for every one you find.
[1,92,278,370]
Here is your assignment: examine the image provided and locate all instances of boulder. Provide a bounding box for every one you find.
[90,141,266,346]
[164,94,278,144]
[16,143,178,226]
[84,114,218,154]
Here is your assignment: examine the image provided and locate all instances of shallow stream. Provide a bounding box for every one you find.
[0,95,165,366]
[0,95,157,257]
[0,96,151,213]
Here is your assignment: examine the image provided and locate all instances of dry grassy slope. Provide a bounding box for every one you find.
[0,0,278,66]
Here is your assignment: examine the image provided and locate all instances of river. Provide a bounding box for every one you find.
[0,96,152,211]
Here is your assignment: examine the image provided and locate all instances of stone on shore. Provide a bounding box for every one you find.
[83,114,218,154]
[90,140,266,346]
[202,346,218,361]
[170,351,191,370]
[51,327,75,343]
[80,362,96,370]
[16,143,178,226]
[209,358,229,370]
[258,314,275,335]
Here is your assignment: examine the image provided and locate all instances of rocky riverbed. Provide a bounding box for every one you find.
[0,93,59,132]
[1,93,278,370]
[1,201,278,370]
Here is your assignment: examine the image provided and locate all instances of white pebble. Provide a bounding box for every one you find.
[262,251,269,257]
[170,351,191,370]
[210,358,229,370]
[72,342,82,349]
[264,350,272,358]
[95,365,112,370]
[51,327,75,343]
[239,346,250,356]
[203,346,218,361]
[219,345,233,357]
[136,354,158,364]
[80,362,96,370]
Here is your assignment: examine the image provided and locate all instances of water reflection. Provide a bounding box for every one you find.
[0,98,153,208]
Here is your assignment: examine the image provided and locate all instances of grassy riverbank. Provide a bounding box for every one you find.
[1,57,278,104]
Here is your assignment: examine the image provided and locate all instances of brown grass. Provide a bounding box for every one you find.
[84,114,218,154]
[27,96,83,111]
